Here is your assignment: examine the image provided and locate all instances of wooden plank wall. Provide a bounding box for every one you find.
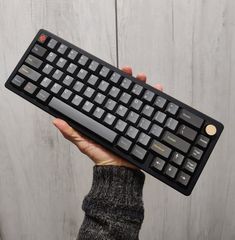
[0,0,234,239]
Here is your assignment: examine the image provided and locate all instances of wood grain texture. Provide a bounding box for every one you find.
[0,0,116,240]
[117,0,235,240]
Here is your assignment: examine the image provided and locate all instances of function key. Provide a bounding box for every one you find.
[57,44,68,54]
[178,109,204,129]
[164,117,178,131]
[154,96,166,109]
[142,90,155,102]
[32,44,47,57]
[196,134,209,148]
[165,102,179,115]
[164,164,178,178]
[189,147,203,161]
[99,66,110,78]
[11,75,25,87]
[110,72,121,84]
[25,54,43,69]
[68,49,78,60]
[78,55,89,66]
[121,78,132,90]
[131,84,143,96]
[182,159,197,173]
[131,144,147,161]
[46,52,57,63]
[177,124,197,141]
[171,152,184,166]
[89,60,99,72]
[47,39,58,49]
[151,157,166,171]
[176,171,191,186]
[24,82,37,95]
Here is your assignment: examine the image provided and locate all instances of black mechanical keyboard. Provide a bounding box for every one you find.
[5,29,224,195]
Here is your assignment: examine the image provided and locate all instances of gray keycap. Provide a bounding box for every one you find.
[109,86,120,98]
[32,44,47,57]
[99,66,110,78]
[138,117,151,131]
[82,101,94,113]
[67,63,77,74]
[46,52,57,62]
[93,107,105,119]
[142,105,154,117]
[36,89,50,102]
[121,78,132,90]
[63,75,74,86]
[78,55,89,66]
[109,72,121,83]
[176,171,191,186]
[87,74,99,86]
[165,117,178,131]
[116,105,128,117]
[154,96,166,108]
[105,99,117,111]
[154,111,166,124]
[73,81,84,93]
[51,83,62,94]
[104,113,116,126]
[71,95,83,106]
[24,82,37,94]
[89,60,99,71]
[119,92,131,104]
[49,97,117,143]
[42,64,53,75]
[68,49,78,60]
[196,135,209,148]
[178,109,204,129]
[131,98,143,111]
[56,57,67,68]
[115,119,127,132]
[171,152,184,166]
[52,69,63,80]
[47,39,57,49]
[137,132,151,146]
[57,44,68,54]
[84,87,95,98]
[142,90,154,102]
[126,126,139,139]
[166,102,179,115]
[127,111,139,124]
[11,75,25,87]
[25,54,43,69]
[94,92,106,105]
[117,136,132,151]
[131,145,146,161]
[131,84,143,96]
[40,77,52,88]
[19,64,41,82]
[164,164,178,178]
[77,69,88,80]
[150,140,172,158]
[149,124,163,138]
[183,159,197,173]
[61,89,72,100]
[177,124,197,141]
[151,157,166,171]
[98,80,109,92]
[189,147,203,161]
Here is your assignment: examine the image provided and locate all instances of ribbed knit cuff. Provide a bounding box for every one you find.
[82,166,145,223]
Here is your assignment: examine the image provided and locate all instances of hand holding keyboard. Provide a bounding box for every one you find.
[5,29,224,195]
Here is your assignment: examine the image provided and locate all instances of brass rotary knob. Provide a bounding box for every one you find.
[205,124,217,136]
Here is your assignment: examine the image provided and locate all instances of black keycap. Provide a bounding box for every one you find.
[154,96,166,108]
[154,111,166,124]
[151,157,166,171]
[25,54,43,69]
[63,75,74,87]
[131,84,143,96]
[131,145,146,161]
[98,80,109,92]
[162,131,190,153]
[171,152,184,166]
[89,60,99,72]
[61,89,72,100]
[176,171,191,186]
[68,49,78,60]
[87,74,99,86]
[36,89,50,102]
[121,78,132,90]
[73,81,84,93]
[19,65,41,82]
[105,99,117,111]
[83,87,95,98]
[119,92,131,104]
[41,77,52,88]
[78,55,89,66]
[47,39,57,49]
[52,69,63,80]
[99,66,110,78]
[116,105,128,117]
[104,113,116,126]
[131,98,143,111]
[11,75,25,87]
[141,105,154,117]
[165,117,178,131]
[142,90,155,102]
[164,164,178,178]
[24,82,37,94]
[67,63,77,74]
[77,69,88,80]
[94,92,106,105]
[150,140,172,158]
[110,72,121,84]
[178,109,204,129]
[56,57,67,68]
[138,117,151,131]
[42,64,53,75]
[189,147,203,161]
[71,95,83,107]
[32,44,47,57]
[117,136,132,151]
[49,97,117,143]
[115,119,127,132]
[177,124,197,141]
[149,124,163,138]
[51,83,62,94]
[57,44,68,54]
[166,102,179,115]
[82,100,94,113]
[137,132,151,146]
[46,52,57,62]
[109,86,120,98]
[126,126,139,139]
[127,111,139,124]
[196,134,210,148]
[182,159,197,173]
[93,107,105,119]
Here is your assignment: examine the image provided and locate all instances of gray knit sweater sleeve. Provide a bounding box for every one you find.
[77,165,145,240]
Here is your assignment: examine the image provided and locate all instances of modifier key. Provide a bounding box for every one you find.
[178,109,203,129]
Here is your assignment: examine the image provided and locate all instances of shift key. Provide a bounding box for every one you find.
[19,64,41,82]
[150,140,172,158]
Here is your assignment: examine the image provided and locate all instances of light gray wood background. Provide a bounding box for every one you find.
[0,0,234,239]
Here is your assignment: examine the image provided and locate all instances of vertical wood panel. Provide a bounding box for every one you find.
[117,0,235,239]
[0,0,116,240]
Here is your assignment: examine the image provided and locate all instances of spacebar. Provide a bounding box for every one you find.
[49,97,117,143]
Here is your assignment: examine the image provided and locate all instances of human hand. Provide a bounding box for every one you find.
[53,66,163,169]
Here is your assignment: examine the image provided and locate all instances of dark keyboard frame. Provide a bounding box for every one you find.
[5,29,224,195]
